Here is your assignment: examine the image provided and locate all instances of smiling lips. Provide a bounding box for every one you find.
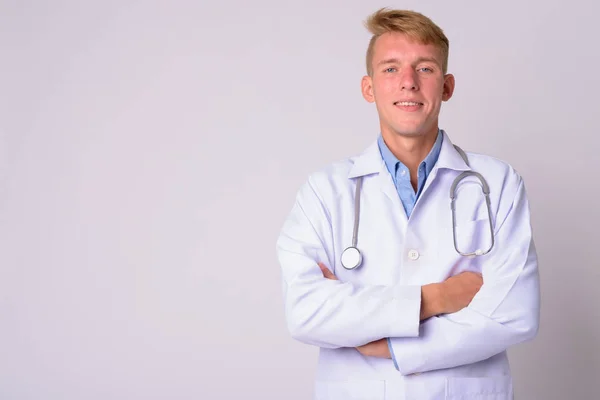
[394,101,423,112]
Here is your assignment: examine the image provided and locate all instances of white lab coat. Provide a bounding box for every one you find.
[277,131,540,400]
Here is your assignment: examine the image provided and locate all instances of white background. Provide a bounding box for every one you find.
[1,1,598,399]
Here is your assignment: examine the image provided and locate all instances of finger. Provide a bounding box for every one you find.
[318,262,337,280]
[318,262,333,277]
[317,262,329,275]
[470,271,483,283]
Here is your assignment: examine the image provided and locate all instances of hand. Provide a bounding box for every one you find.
[318,262,338,280]
[317,263,390,359]
[356,338,391,358]
[439,271,483,314]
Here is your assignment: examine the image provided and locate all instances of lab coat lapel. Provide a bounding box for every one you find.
[418,131,472,198]
[434,131,472,172]
[348,140,408,223]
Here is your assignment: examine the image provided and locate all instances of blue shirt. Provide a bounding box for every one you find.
[377,130,443,369]
[377,131,443,218]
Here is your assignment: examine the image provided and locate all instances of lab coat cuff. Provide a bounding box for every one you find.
[388,326,427,375]
[390,285,421,338]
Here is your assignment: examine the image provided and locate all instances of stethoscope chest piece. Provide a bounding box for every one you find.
[341,246,362,270]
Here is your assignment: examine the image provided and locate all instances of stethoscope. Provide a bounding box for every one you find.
[340,145,495,270]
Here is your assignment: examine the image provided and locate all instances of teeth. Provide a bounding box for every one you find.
[396,101,421,106]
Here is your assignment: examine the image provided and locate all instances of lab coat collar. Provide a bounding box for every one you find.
[347,141,386,178]
[434,130,472,172]
[347,130,470,179]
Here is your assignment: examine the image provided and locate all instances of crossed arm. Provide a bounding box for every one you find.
[278,177,540,375]
[317,262,484,359]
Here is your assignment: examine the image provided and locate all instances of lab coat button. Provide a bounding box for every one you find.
[408,249,420,260]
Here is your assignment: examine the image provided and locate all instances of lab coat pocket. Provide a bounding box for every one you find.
[454,218,494,257]
[314,380,385,400]
[445,376,513,399]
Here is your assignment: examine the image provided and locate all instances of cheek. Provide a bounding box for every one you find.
[377,88,401,112]
[423,87,444,105]
[425,79,445,97]
[375,77,399,94]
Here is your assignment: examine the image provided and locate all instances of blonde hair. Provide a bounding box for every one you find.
[364,8,449,76]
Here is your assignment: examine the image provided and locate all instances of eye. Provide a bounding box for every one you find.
[384,67,397,73]
[418,67,434,73]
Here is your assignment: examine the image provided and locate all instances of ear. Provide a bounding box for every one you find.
[361,75,375,103]
[442,73,455,101]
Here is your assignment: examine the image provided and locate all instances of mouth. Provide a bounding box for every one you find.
[394,101,423,112]
[394,101,423,106]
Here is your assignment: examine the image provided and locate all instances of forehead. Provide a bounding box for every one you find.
[372,32,442,64]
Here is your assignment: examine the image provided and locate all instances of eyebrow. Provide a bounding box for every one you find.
[377,57,441,67]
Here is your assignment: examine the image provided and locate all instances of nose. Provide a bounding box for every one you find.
[400,68,419,91]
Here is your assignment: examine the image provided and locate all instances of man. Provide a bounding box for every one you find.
[277,8,540,400]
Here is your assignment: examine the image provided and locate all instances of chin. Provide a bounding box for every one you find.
[391,126,428,137]
[388,119,437,138]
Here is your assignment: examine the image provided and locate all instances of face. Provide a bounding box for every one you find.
[361,32,455,139]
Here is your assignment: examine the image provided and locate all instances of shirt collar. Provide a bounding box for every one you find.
[348,130,470,179]
[376,130,444,178]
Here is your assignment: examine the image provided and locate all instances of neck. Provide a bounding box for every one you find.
[381,127,439,173]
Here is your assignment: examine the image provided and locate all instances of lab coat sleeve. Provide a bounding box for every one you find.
[388,177,540,375]
[277,175,422,349]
